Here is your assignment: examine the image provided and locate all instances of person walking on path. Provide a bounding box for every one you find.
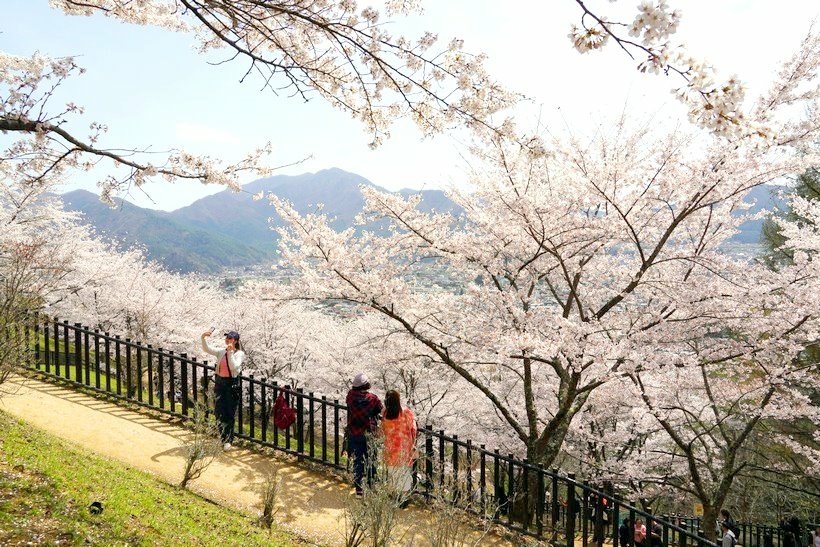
[381,389,417,496]
[346,373,383,496]
[721,521,737,547]
[648,518,664,547]
[634,517,647,547]
[201,329,245,450]
[619,517,633,547]
[721,509,738,538]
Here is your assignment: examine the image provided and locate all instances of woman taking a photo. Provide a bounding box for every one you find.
[201,329,245,450]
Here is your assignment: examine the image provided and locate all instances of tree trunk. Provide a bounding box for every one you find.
[702,504,717,542]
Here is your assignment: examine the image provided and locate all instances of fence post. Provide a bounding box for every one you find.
[567,473,577,547]
[273,383,282,448]
[260,381,268,443]
[452,434,460,503]
[189,355,197,409]
[333,398,340,468]
[147,344,154,406]
[506,455,514,526]
[236,374,243,437]
[248,374,255,440]
[83,327,90,387]
[44,321,51,373]
[136,342,144,402]
[180,353,189,417]
[157,350,164,409]
[125,338,132,398]
[104,333,112,393]
[466,439,473,504]
[33,315,41,369]
[425,427,434,498]
[114,335,122,395]
[438,430,446,490]
[536,464,545,537]
[308,391,315,459]
[321,395,328,463]
[522,459,531,533]
[479,444,487,514]
[551,469,560,544]
[296,387,305,457]
[168,351,176,412]
[73,323,82,384]
[62,320,70,380]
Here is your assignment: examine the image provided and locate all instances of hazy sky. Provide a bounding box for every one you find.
[2,1,818,210]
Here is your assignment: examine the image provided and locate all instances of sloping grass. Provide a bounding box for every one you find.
[0,410,302,546]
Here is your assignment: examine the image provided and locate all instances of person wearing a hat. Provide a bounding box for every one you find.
[346,372,383,495]
[201,328,245,449]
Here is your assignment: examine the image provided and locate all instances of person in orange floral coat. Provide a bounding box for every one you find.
[381,389,417,496]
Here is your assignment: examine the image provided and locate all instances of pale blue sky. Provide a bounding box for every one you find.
[2,1,817,210]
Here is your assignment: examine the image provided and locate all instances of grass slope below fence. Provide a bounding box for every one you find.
[0,410,301,546]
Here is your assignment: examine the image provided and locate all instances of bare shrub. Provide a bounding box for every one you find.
[343,435,407,547]
[179,403,221,489]
[423,475,498,547]
[258,468,281,529]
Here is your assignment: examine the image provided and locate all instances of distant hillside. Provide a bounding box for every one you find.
[60,190,270,273]
[61,169,782,274]
[733,184,788,244]
[62,168,460,274]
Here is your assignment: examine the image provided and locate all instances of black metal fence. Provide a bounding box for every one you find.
[18,314,722,546]
[669,516,818,547]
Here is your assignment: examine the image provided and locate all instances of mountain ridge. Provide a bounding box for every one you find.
[60,168,778,274]
[61,168,458,273]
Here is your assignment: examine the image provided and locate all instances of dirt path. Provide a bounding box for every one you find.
[0,376,515,546]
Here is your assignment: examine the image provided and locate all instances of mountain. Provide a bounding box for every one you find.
[733,184,788,244]
[60,189,270,273]
[61,168,459,274]
[61,168,782,274]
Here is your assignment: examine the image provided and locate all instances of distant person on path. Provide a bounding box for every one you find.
[780,518,795,547]
[619,517,633,547]
[721,509,738,538]
[648,518,664,547]
[810,525,820,547]
[721,521,737,547]
[201,329,245,450]
[790,516,803,547]
[634,517,647,547]
[346,372,383,496]
[381,389,417,496]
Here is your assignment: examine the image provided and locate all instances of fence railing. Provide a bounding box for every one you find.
[668,516,817,547]
[17,314,721,546]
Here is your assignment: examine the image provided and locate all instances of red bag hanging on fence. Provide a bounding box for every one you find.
[273,392,296,430]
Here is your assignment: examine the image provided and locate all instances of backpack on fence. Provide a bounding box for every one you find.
[272,391,296,430]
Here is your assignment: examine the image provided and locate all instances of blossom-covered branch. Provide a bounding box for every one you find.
[54,0,519,147]
[0,52,272,202]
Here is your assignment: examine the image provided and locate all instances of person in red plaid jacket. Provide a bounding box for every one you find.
[346,372,383,495]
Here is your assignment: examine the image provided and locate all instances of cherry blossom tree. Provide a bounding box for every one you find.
[626,307,819,540]
[568,0,767,140]
[269,30,820,474]
[0,179,92,392]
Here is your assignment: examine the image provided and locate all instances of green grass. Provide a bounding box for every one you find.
[0,410,302,546]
